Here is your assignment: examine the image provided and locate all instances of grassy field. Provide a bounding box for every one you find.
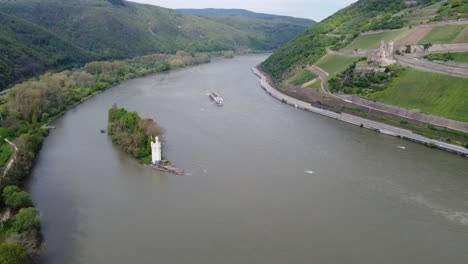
[0,141,13,169]
[367,69,468,122]
[307,80,322,90]
[346,30,405,49]
[453,26,468,43]
[419,25,466,44]
[314,54,360,77]
[288,69,318,86]
[451,52,468,63]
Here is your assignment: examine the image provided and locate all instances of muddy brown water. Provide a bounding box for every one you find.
[29,55,468,264]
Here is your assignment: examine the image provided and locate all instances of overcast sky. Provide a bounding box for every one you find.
[130,0,357,21]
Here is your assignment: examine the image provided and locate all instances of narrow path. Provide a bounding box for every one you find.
[1,137,18,178]
[327,49,365,58]
[253,67,468,157]
[307,65,329,92]
[301,78,318,88]
[307,65,352,103]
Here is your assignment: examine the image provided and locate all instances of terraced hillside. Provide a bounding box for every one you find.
[419,24,467,44]
[347,30,407,49]
[314,54,360,77]
[262,0,468,136]
[367,69,468,121]
[262,0,420,79]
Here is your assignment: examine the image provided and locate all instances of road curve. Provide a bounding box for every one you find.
[253,67,468,157]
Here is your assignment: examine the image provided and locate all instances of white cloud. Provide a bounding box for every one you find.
[129,0,357,21]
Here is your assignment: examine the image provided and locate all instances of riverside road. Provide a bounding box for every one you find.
[253,67,468,157]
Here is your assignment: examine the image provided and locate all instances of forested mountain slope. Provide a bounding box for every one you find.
[0,0,315,90]
[178,8,316,50]
[0,12,93,90]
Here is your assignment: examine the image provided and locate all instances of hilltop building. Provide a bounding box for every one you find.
[368,40,396,66]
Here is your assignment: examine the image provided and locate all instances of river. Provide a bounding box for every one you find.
[29,55,468,264]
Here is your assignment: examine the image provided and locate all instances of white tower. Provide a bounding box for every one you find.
[151,136,162,165]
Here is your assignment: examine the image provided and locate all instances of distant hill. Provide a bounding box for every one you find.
[0,12,93,89]
[0,0,316,90]
[0,0,250,58]
[177,8,313,22]
[178,8,316,50]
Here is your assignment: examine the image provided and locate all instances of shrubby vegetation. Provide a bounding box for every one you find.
[424,53,456,61]
[365,13,406,31]
[330,63,406,95]
[425,52,468,63]
[0,51,208,262]
[431,0,468,21]
[0,142,13,170]
[2,187,32,211]
[108,105,164,164]
[0,244,28,264]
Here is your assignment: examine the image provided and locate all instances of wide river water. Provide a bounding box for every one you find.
[30,55,468,264]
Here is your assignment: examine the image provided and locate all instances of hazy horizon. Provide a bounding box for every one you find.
[129,0,357,21]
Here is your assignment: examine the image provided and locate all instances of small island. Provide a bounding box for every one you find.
[108,104,183,175]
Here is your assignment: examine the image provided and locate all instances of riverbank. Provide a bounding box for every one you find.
[253,66,468,157]
[0,51,213,262]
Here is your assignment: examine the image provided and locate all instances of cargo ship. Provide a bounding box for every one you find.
[208,91,224,106]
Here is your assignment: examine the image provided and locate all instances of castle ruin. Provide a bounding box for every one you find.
[368,40,396,66]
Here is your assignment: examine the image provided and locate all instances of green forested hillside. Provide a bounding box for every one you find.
[0,12,93,89]
[178,9,316,50]
[261,0,432,79]
[0,0,249,57]
[0,0,314,90]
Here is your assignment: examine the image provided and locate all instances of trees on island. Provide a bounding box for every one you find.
[108,104,164,164]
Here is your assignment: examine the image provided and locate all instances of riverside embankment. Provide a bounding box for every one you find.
[253,67,468,157]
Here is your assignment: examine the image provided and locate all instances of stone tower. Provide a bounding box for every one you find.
[371,40,396,66]
[387,41,395,60]
[151,136,162,165]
